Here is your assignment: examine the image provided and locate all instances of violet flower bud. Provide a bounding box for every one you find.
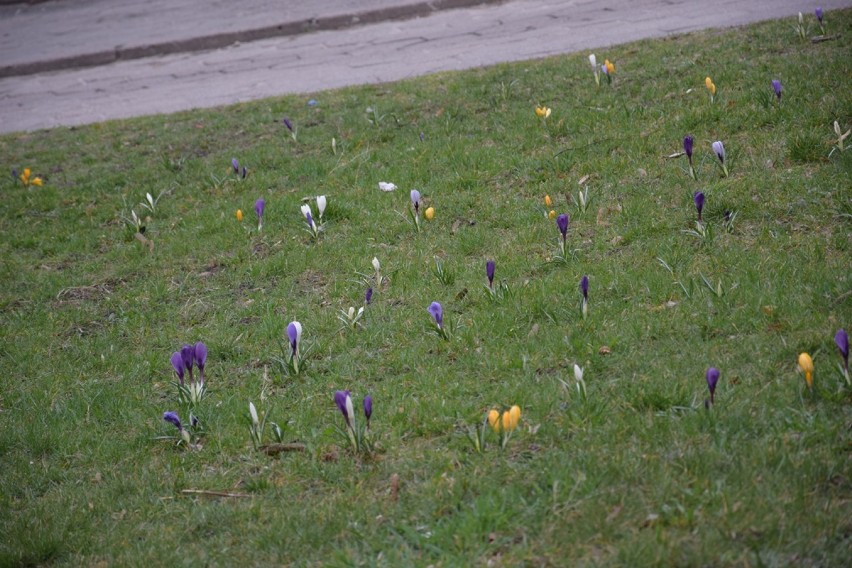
[255,198,265,221]
[194,342,207,383]
[163,411,182,431]
[694,191,705,222]
[283,118,293,132]
[364,394,373,423]
[334,390,352,428]
[410,189,421,213]
[287,321,302,356]
[241,166,247,179]
[556,213,569,238]
[365,287,373,305]
[170,351,185,385]
[836,329,849,370]
[231,158,239,174]
[428,302,443,328]
[706,367,720,404]
[486,260,495,288]
[180,344,194,382]
[815,7,823,23]
[683,135,694,161]
[712,141,725,164]
[771,80,782,102]
[580,275,589,301]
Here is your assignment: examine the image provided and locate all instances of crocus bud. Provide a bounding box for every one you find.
[316,195,327,219]
[372,257,381,272]
[287,321,302,356]
[712,141,725,163]
[487,409,500,432]
[334,390,352,427]
[428,302,443,328]
[170,351,185,385]
[249,402,259,427]
[231,158,239,173]
[836,329,849,370]
[363,395,373,422]
[410,190,421,213]
[694,192,705,221]
[365,287,373,305]
[683,135,694,161]
[706,367,720,404]
[486,260,495,288]
[163,411,182,431]
[580,275,589,301]
[194,342,207,382]
[797,353,814,389]
[556,213,569,238]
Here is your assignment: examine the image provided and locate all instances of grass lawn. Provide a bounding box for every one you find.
[1,9,851,567]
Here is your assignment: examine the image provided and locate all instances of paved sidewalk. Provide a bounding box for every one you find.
[1,0,849,133]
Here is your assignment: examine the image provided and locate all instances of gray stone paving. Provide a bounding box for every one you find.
[0,0,849,133]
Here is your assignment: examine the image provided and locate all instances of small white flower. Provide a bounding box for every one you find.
[348,306,355,319]
[372,257,381,272]
[378,182,397,192]
[249,402,259,427]
[344,393,355,425]
[588,54,597,69]
[357,307,365,318]
[300,203,312,219]
[574,364,584,383]
[316,195,327,219]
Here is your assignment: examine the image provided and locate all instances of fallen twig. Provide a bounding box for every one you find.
[811,34,840,43]
[180,489,252,498]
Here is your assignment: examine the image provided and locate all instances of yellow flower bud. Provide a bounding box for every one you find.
[548,210,556,220]
[236,209,243,222]
[544,194,552,208]
[705,77,716,95]
[487,409,500,432]
[32,177,43,186]
[507,405,521,431]
[535,106,552,118]
[798,352,814,389]
[605,59,614,74]
[424,206,435,221]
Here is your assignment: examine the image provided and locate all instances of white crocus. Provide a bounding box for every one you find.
[316,195,327,219]
[588,53,597,69]
[574,364,584,383]
[344,393,355,426]
[249,402,259,427]
[378,181,397,192]
[372,257,381,272]
[300,203,312,219]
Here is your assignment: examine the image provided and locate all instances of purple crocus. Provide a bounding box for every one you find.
[683,135,694,162]
[694,191,705,222]
[706,367,720,404]
[255,198,265,220]
[305,210,315,230]
[556,213,569,239]
[163,411,183,431]
[771,79,782,102]
[486,260,495,288]
[364,394,373,425]
[283,117,293,132]
[836,329,849,371]
[180,344,195,383]
[170,351,185,385]
[365,287,373,305]
[231,158,239,174]
[287,321,302,357]
[815,7,823,24]
[194,342,207,383]
[241,166,247,179]
[334,390,352,428]
[712,141,725,164]
[410,189,421,213]
[580,275,589,301]
[428,302,443,329]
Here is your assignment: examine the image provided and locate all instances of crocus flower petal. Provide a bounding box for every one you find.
[772,79,782,100]
[428,302,443,328]
[365,287,373,305]
[486,260,495,285]
[574,364,584,383]
[835,329,849,364]
[378,182,397,192]
[249,402,259,426]
[372,257,381,272]
[283,118,293,131]
[580,275,589,300]
[163,411,182,431]
[410,189,421,210]
[487,409,500,432]
[231,158,239,173]
[180,344,195,372]
[255,198,265,219]
[334,390,351,427]
[194,342,207,371]
[712,141,725,163]
[694,191,705,219]
[683,135,694,159]
[363,395,373,420]
[556,213,569,237]
[706,367,720,395]
[588,54,597,69]
[287,321,302,353]
[815,7,823,22]
[170,352,184,382]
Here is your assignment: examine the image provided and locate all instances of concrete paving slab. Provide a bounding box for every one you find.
[0,0,849,134]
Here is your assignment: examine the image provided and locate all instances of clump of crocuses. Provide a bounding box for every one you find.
[170,342,208,405]
[488,405,522,450]
[334,390,373,453]
[231,158,247,179]
[711,141,728,177]
[835,329,849,385]
[428,301,450,340]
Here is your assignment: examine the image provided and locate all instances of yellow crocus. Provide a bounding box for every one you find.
[487,409,500,432]
[507,405,521,431]
[31,177,43,186]
[548,210,556,220]
[236,209,243,222]
[798,352,814,389]
[605,59,615,74]
[544,194,552,208]
[424,206,435,221]
[705,77,716,96]
[535,106,552,118]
